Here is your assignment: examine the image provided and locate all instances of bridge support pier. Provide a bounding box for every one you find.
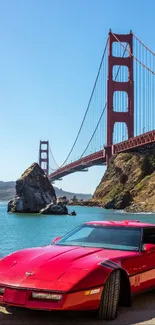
[104,144,115,165]
[104,145,112,165]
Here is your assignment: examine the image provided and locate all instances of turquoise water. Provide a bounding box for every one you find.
[1,202,155,258]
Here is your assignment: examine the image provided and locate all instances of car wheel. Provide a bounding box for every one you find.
[98,269,120,321]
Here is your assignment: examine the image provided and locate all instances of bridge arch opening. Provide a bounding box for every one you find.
[113,122,128,144]
[113,65,129,82]
[113,91,128,112]
[112,42,129,58]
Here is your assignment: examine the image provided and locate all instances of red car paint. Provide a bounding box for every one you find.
[0,220,155,311]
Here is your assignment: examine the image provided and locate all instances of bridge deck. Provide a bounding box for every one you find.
[49,130,155,182]
[49,150,106,181]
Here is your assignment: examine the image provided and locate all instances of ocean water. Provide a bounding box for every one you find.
[0,202,155,258]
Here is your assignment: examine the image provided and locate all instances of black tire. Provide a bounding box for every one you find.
[98,269,120,321]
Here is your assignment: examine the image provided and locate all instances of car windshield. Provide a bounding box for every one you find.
[56,225,141,251]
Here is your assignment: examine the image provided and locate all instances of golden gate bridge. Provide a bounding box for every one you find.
[38,30,155,182]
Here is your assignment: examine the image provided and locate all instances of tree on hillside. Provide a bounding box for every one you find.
[141,154,152,178]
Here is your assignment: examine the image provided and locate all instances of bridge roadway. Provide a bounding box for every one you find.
[49,129,155,182]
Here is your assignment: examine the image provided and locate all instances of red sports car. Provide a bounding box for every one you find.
[0,220,155,320]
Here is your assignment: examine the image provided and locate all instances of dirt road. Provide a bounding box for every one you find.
[1,290,155,325]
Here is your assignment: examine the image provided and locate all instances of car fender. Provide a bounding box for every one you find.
[68,259,129,293]
[99,258,130,284]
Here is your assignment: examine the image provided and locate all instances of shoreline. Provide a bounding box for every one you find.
[68,201,155,214]
[1,200,155,214]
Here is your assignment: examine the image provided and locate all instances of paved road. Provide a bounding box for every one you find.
[1,291,155,325]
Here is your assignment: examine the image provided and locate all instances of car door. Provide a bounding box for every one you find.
[122,227,155,294]
[138,227,155,290]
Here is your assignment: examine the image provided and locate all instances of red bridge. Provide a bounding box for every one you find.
[38,30,155,182]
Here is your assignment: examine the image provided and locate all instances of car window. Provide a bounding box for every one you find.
[56,225,141,251]
[143,228,155,245]
[65,227,93,241]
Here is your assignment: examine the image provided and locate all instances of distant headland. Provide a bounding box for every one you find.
[0,180,92,202]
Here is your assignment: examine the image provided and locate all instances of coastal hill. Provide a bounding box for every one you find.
[0,181,15,201]
[55,187,92,200]
[2,149,155,213]
[92,150,155,212]
[0,181,92,202]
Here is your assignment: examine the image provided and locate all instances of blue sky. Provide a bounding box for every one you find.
[0,0,154,194]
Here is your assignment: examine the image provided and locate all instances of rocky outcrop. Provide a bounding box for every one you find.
[92,150,155,212]
[40,202,68,215]
[8,163,57,213]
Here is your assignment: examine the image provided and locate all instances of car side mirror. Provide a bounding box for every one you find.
[52,236,62,244]
[142,243,155,251]
[142,244,146,251]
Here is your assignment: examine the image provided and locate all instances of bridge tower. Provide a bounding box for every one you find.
[106,30,134,162]
[39,141,49,175]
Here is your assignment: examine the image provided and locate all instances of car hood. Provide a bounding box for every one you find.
[0,245,138,291]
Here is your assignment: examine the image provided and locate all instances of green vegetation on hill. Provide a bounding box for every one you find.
[92,149,155,212]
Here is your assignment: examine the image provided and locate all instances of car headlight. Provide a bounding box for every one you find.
[32,292,62,301]
[0,287,5,294]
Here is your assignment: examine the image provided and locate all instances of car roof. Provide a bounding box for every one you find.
[85,220,155,228]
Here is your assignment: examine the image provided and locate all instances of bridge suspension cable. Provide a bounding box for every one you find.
[49,145,60,169]
[133,32,155,136]
[132,32,155,56]
[111,31,155,75]
[49,37,109,169]
[80,43,129,158]
[49,166,56,172]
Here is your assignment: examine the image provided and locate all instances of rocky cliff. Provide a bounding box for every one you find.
[7,163,68,215]
[92,150,155,212]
